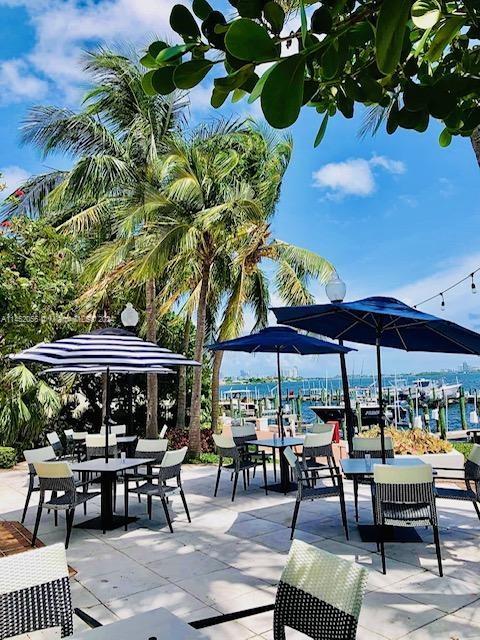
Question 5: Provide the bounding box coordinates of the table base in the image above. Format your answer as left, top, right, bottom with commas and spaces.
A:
358, 524, 423, 543
75, 515, 138, 531
263, 482, 297, 494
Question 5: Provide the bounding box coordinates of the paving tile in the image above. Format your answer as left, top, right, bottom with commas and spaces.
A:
404, 613, 480, 639
107, 583, 207, 618
148, 549, 228, 581
77, 564, 168, 602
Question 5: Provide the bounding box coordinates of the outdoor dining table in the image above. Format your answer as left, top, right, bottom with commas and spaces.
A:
246, 436, 304, 494
71, 457, 154, 532
341, 456, 428, 543
72, 607, 204, 639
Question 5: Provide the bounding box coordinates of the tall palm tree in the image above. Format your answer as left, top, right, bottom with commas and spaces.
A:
13, 50, 186, 438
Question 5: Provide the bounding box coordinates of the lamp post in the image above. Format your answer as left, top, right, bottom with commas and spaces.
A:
325, 272, 354, 450
121, 304, 139, 435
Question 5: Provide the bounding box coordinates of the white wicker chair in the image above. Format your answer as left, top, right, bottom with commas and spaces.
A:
21, 445, 56, 523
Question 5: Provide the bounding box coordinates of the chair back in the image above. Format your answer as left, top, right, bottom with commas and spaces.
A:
64, 429, 74, 441
24, 446, 56, 475
351, 436, 394, 459
72, 431, 87, 441
274, 540, 368, 640
283, 446, 303, 481
232, 424, 256, 446
0, 543, 73, 639
46, 431, 63, 455
466, 444, 480, 491
157, 446, 188, 482
85, 434, 118, 459
34, 461, 76, 495
309, 423, 332, 434
214, 434, 240, 459
135, 438, 168, 463
303, 432, 333, 456
100, 424, 126, 436
159, 424, 168, 438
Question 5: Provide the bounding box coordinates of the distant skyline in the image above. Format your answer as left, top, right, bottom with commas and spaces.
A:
1, 0, 479, 377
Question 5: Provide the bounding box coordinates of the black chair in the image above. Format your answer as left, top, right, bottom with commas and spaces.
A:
21, 445, 56, 523
284, 446, 349, 540
213, 434, 267, 501
373, 463, 442, 576
231, 424, 276, 481
434, 443, 480, 520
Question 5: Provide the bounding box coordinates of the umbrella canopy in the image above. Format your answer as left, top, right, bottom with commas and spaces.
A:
208, 326, 354, 437
207, 325, 354, 355
42, 365, 175, 375
272, 296, 480, 460
10, 328, 200, 368
271, 297, 480, 354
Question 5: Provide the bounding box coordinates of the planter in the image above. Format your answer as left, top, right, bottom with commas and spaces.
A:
398, 450, 464, 479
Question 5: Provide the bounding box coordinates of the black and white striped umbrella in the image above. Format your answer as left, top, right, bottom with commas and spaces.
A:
10, 329, 200, 369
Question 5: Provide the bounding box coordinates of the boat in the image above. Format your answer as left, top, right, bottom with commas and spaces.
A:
402, 378, 461, 402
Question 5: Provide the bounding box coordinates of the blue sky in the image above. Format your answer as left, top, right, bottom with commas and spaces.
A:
1, 0, 479, 378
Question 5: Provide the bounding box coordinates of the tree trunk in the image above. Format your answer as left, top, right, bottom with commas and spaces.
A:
211, 350, 224, 433
471, 127, 480, 168
146, 278, 158, 438
188, 264, 210, 454
176, 314, 191, 430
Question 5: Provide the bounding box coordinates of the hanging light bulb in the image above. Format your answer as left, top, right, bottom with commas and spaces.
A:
471, 273, 477, 294
440, 293, 445, 311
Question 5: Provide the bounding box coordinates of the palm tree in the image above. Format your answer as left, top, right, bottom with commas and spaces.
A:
13, 50, 186, 438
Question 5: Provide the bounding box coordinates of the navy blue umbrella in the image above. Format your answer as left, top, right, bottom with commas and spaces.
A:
208, 326, 354, 436
272, 296, 480, 459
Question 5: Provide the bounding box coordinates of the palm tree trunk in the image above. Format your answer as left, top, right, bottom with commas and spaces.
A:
471, 127, 480, 168
211, 350, 224, 433
146, 278, 158, 438
176, 314, 191, 430
189, 264, 210, 453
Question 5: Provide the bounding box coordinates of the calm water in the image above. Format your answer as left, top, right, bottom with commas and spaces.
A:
220, 371, 480, 431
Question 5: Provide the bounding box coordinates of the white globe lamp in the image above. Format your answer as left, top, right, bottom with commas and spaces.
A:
121, 303, 139, 328
325, 271, 346, 303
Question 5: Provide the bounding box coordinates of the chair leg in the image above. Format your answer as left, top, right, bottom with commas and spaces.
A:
21, 484, 33, 524
473, 499, 480, 521
353, 478, 359, 522
65, 508, 75, 549
262, 453, 268, 496
32, 504, 43, 547
232, 472, 239, 502
327, 456, 337, 486
379, 523, 386, 574
147, 495, 152, 520
339, 486, 349, 540
137, 480, 142, 503
124, 478, 129, 531
214, 464, 222, 497
54, 508, 58, 527
247, 468, 250, 486
113, 481, 117, 513
161, 497, 173, 533
291, 500, 300, 540
273, 453, 277, 482
433, 524, 443, 577
242, 469, 247, 491
180, 489, 191, 523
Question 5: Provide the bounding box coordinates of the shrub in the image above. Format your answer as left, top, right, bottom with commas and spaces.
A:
0, 446, 17, 468
167, 426, 215, 454
361, 427, 453, 455
452, 442, 474, 460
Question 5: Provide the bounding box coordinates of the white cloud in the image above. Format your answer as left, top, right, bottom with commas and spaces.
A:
0, 0, 176, 104
1, 165, 30, 194
0, 60, 48, 104
312, 154, 406, 200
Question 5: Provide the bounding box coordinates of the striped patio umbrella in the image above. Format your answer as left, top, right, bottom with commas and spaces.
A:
11, 329, 200, 462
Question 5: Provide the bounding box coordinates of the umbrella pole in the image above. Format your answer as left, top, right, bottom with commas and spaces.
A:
105, 366, 110, 464
339, 339, 354, 451
276, 350, 284, 438
127, 373, 133, 437
376, 337, 386, 464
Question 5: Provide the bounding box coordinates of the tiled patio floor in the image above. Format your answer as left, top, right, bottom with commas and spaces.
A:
1, 462, 480, 639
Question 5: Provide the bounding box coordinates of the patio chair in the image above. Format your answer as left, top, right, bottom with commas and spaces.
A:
72, 431, 88, 461
232, 424, 276, 481
124, 447, 190, 533
373, 464, 442, 576
100, 424, 126, 436
350, 435, 394, 522
284, 447, 349, 540
213, 434, 267, 501
64, 429, 75, 455
85, 433, 118, 459
46, 431, 67, 458
126, 438, 169, 503
190, 539, 368, 640
0, 543, 73, 639
31, 461, 100, 549
434, 443, 480, 520
309, 422, 333, 434
159, 424, 168, 438
302, 430, 337, 485
21, 445, 56, 523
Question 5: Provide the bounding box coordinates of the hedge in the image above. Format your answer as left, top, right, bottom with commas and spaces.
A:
0, 447, 17, 469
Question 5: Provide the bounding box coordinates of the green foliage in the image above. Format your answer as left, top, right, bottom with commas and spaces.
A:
143, 1, 480, 144
452, 441, 474, 459
0, 447, 16, 468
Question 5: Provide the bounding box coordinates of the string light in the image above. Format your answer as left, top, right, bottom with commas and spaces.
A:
414, 266, 480, 308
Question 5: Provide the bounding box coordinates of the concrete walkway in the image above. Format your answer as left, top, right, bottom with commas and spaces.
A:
1, 462, 479, 639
